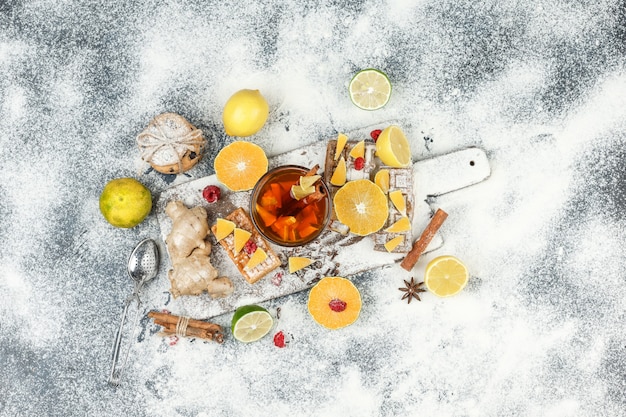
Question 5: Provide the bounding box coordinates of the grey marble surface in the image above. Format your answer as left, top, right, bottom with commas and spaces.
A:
1, 1, 625, 416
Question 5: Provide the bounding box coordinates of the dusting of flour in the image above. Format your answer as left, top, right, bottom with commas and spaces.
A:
1, 0, 626, 416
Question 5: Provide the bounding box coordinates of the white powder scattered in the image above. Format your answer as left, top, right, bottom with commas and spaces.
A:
2, 0, 626, 416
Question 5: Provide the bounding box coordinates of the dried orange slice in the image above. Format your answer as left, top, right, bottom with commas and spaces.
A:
348, 140, 365, 159
233, 228, 251, 254
214, 218, 235, 241
385, 216, 411, 233
384, 236, 404, 252
307, 277, 361, 329
335, 133, 348, 160
214, 141, 268, 191
424, 255, 469, 297
330, 156, 347, 186
333, 179, 387, 236
389, 190, 406, 215
374, 169, 390, 194
245, 248, 268, 270
288, 257, 313, 273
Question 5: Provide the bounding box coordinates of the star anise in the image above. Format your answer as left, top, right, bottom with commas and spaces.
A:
399, 277, 426, 304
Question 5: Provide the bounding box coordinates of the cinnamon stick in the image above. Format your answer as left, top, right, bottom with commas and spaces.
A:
400, 208, 448, 271
304, 164, 320, 177
148, 311, 224, 343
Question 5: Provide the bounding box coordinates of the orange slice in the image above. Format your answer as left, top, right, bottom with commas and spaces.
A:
299, 174, 321, 189
330, 156, 347, 186
348, 140, 365, 159
333, 179, 388, 236
389, 190, 406, 215
214, 218, 235, 241
374, 169, 390, 194
424, 255, 469, 297
245, 248, 268, 270
288, 257, 313, 273
291, 184, 315, 200
335, 133, 348, 160
384, 236, 404, 252
233, 227, 251, 254
307, 277, 361, 329
376, 125, 411, 167
385, 216, 411, 233
214, 141, 268, 191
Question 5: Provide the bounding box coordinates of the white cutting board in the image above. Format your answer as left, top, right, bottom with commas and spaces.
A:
156, 134, 490, 319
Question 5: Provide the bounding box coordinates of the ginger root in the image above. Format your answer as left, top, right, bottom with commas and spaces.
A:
165, 200, 234, 298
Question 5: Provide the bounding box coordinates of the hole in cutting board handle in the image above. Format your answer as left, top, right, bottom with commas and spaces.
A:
469, 160, 475, 166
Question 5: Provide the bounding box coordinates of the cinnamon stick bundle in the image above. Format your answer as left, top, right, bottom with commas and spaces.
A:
400, 208, 448, 271
148, 311, 224, 343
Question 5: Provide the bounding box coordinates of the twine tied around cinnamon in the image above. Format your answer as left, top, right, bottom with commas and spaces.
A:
147, 311, 224, 343
175, 315, 191, 337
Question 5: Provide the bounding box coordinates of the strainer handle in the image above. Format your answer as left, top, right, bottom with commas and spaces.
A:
108, 294, 141, 386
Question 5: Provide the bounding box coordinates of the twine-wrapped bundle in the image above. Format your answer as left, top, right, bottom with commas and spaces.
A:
137, 113, 206, 174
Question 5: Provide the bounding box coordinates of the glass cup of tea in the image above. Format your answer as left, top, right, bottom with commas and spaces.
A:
250, 165, 332, 247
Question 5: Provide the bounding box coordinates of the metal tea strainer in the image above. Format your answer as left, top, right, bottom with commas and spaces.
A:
108, 238, 159, 386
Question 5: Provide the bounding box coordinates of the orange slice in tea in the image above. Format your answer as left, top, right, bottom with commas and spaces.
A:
335, 133, 348, 160
214, 141, 268, 191
214, 218, 236, 241
330, 156, 347, 186
300, 174, 321, 189
385, 216, 411, 233
291, 184, 315, 200
307, 277, 362, 329
348, 140, 365, 159
288, 257, 313, 273
333, 179, 388, 236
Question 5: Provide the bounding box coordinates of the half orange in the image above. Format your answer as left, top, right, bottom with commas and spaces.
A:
214, 141, 268, 191
307, 277, 361, 329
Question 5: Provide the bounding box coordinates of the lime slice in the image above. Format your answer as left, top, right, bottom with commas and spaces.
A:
349, 69, 392, 110
231, 305, 274, 343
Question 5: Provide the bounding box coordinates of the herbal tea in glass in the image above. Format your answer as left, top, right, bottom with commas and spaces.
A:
250, 165, 331, 247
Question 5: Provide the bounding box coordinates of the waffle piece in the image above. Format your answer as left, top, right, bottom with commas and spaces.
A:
324, 138, 377, 234
371, 168, 415, 253
211, 208, 281, 284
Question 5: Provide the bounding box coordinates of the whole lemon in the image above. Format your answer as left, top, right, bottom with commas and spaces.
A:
222, 89, 269, 137
99, 178, 152, 228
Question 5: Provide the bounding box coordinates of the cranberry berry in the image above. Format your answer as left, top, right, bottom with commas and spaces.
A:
329, 299, 347, 312
244, 239, 257, 255
202, 185, 221, 203
354, 157, 365, 171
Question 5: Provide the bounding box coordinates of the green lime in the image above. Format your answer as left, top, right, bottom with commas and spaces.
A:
348, 69, 392, 110
231, 305, 274, 343
99, 178, 152, 228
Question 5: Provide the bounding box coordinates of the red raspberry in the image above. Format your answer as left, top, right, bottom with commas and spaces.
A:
354, 157, 365, 170
202, 185, 221, 203
328, 299, 347, 312
273, 331, 286, 348
370, 129, 382, 142
244, 239, 257, 255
